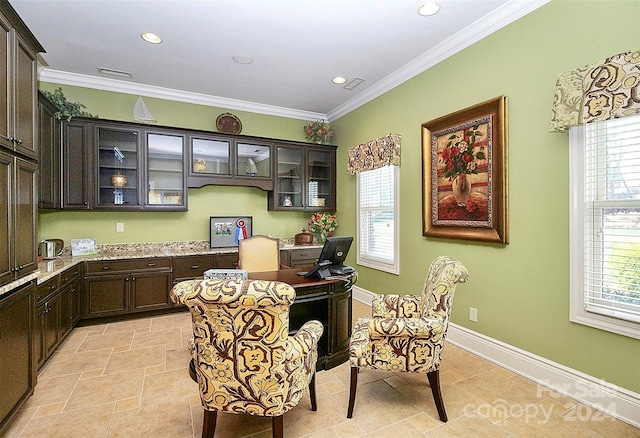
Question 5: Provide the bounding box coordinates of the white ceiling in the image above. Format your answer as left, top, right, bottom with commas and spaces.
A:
11, 0, 548, 121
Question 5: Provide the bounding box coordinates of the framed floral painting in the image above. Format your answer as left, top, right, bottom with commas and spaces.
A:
421, 96, 508, 243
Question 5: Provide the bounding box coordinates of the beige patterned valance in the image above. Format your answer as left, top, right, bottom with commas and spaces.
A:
346, 133, 401, 174
549, 48, 640, 132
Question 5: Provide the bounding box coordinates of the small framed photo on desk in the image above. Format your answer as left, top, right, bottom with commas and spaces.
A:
210, 216, 253, 248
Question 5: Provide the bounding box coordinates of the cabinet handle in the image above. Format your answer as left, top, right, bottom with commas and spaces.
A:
132, 277, 136, 281
191, 265, 200, 269
49, 284, 57, 291
147, 263, 157, 267
15, 139, 22, 145
102, 266, 114, 270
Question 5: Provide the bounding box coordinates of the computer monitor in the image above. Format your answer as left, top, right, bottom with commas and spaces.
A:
302, 236, 354, 278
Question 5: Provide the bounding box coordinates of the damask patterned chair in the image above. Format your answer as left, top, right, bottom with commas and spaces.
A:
347, 256, 469, 422
170, 279, 324, 438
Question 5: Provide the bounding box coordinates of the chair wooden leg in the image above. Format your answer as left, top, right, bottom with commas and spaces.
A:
346, 366, 359, 418
202, 409, 217, 438
271, 415, 284, 438
427, 370, 447, 422
309, 373, 317, 411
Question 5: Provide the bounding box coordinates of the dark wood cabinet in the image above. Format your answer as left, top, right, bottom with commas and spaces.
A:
59, 265, 82, 338
172, 255, 217, 281
0, 281, 35, 435
0, 1, 43, 160
84, 258, 173, 319
61, 119, 187, 211
37, 91, 61, 209
35, 266, 82, 369
0, 151, 37, 287
36, 291, 61, 368
269, 144, 336, 211
62, 120, 91, 209
130, 270, 173, 312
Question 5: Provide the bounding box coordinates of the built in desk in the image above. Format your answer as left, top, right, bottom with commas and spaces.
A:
249, 268, 354, 370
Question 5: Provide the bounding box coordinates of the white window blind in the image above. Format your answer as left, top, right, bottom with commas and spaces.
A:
570, 114, 640, 338
357, 165, 399, 274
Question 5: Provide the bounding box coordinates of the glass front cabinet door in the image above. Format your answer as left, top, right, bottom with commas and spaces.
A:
270, 144, 336, 211
96, 126, 141, 208
274, 146, 304, 208
95, 124, 186, 210
146, 132, 186, 210
188, 136, 273, 190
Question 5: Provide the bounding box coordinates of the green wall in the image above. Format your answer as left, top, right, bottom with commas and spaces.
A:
331, 0, 640, 393
38, 0, 640, 393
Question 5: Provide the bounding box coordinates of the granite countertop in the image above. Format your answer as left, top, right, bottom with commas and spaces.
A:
0, 240, 324, 297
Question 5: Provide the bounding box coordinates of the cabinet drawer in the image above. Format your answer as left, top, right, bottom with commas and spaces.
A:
36, 276, 59, 304
215, 253, 238, 269
172, 255, 216, 280
289, 248, 321, 266
59, 265, 81, 287
85, 257, 171, 275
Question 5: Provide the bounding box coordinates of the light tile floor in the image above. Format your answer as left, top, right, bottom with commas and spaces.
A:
5, 301, 639, 437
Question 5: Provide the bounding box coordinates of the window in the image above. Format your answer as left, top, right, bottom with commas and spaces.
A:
357, 165, 399, 274
569, 114, 640, 339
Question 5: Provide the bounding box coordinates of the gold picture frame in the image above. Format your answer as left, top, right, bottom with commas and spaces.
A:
421, 96, 508, 243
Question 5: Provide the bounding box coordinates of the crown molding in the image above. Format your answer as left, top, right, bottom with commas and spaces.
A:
327, 0, 550, 121
38, 69, 327, 122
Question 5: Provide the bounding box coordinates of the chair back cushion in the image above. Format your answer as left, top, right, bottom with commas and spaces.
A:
170, 279, 316, 417
420, 256, 469, 320
238, 235, 280, 272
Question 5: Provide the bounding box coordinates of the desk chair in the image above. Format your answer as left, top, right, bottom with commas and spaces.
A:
170, 279, 324, 438
347, 256, 469, 422
238, 235, 282, 272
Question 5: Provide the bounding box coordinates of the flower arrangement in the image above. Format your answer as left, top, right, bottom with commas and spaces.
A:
440, 127, 486, 179
307, 212, 338, 241
303, 120, 334, 144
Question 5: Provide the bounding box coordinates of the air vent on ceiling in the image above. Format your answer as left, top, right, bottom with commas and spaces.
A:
344, 77, 365, 90
97, 67, 132, 78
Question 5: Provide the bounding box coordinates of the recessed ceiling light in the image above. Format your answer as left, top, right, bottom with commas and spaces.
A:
233, 54, 254, 65
332, 76, 347, 85
418, 2, 440, 16
141, 32, 162, 44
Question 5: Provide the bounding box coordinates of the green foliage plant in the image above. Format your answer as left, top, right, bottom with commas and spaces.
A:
41, 87, 97, 121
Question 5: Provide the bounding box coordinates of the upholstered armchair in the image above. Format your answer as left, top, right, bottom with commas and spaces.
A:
347, 256, 469, 422
170, 279, 324, 438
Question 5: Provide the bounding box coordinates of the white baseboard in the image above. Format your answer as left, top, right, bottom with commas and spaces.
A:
351, 287, 640, 428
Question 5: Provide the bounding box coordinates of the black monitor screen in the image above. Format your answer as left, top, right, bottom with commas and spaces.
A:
318, 236, 353, 267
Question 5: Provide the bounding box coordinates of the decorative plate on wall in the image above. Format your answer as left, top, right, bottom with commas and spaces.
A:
216, 112, 242, 134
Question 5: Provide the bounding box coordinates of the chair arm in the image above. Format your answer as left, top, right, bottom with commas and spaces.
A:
372, 294, 422, 318
287, 320, 324, 358
367, 317, 446, 340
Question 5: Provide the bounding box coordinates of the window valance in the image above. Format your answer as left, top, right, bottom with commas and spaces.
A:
346, 133, 401, 174
549, 48, 640, 133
